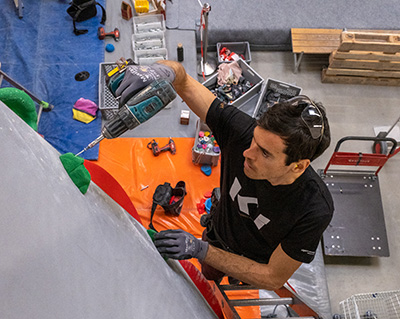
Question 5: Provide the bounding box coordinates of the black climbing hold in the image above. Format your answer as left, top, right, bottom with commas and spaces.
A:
75, 71, 90, 81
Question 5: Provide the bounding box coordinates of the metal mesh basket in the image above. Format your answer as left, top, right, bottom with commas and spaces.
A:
98, 63, 120, 120
340, 291, 400, 319
386, 294, 400, 319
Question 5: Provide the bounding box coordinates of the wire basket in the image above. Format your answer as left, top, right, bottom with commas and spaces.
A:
340, 291, 400, 319
98, 63, 120, 120
387, 294, 400, 319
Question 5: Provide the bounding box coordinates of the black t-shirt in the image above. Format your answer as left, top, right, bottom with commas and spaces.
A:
205, 98, 334, 264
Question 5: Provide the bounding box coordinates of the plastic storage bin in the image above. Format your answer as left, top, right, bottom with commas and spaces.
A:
192, 120, 220, 166
133, 48, 168, 65
132, 14, 167, 64
202, 58, 264, 109
253, 78, 302, 119
217, 41, 251, 64
132, 31, 165, 51
132, 14, 165, 33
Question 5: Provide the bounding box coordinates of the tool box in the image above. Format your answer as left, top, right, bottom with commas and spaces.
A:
202, 58, 264, 114
192, 120, 220, 166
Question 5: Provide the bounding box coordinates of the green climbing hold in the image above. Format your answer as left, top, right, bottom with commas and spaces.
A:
59, 153, 91, 194
147, 229, 168, 261
0, 87, 38, 131
147, 229, 158, 242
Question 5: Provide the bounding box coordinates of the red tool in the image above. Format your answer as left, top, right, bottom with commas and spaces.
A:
147, 138, 176, 156
97, 27, 120, 41
219, 47, 245, 62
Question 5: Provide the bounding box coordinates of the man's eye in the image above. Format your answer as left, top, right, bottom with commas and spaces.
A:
262, 150, 269, 158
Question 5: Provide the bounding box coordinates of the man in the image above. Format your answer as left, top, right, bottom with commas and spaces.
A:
115, 60, 334, 290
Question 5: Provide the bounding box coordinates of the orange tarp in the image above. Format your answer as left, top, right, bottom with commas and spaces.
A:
93, 137, 220, 235
92, 137, 260, 319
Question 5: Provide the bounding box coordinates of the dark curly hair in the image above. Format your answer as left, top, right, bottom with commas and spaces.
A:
257, 95, 331, 165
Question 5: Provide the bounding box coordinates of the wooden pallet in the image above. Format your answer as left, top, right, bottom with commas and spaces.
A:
339, 31, 400, 53
321, 68, 400, 86
322, 31, 400, 86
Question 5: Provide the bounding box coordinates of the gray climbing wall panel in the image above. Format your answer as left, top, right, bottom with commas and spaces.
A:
0, 101, 217, 319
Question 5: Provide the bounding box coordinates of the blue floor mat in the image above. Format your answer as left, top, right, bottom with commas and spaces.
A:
0, 0, 105, 160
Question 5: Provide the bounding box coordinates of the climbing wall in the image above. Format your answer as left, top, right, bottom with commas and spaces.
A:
0, 101, 217, 319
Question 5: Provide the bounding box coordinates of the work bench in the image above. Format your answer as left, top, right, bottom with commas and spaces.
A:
291, 28, 342, 73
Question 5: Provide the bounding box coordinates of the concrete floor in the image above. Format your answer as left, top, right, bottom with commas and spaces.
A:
248, 51, 400, 316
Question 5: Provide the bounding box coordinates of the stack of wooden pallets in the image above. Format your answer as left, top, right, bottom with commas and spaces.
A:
322, 31, 400, 86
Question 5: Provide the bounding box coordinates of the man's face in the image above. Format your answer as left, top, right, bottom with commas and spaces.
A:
243, 126, 293, 185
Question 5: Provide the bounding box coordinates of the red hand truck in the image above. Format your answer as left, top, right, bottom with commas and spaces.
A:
319, 136, 398, 257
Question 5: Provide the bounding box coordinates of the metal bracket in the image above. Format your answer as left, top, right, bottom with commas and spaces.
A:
293, 51, 304, 73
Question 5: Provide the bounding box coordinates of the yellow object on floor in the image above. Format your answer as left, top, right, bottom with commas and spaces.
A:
134, 0, 149, 13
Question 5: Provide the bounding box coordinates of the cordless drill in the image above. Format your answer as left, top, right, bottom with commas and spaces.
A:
147, 138, 176, 156
98, 27, 120, 41
75, 79, 176, 156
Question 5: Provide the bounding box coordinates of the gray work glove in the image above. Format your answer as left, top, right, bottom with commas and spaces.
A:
115, 63, 175, 105
154, 229, 209, 261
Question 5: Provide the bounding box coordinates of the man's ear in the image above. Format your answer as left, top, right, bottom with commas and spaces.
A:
292, 159, 310, 173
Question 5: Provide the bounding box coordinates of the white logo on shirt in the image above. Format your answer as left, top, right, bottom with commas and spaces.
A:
301, 249, 315, 256
230, 177, 270, 229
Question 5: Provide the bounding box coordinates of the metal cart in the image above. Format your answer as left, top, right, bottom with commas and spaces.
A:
319, 136, 398, 257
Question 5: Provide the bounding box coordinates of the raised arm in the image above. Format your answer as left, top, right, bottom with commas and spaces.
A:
158, 60, 216, 122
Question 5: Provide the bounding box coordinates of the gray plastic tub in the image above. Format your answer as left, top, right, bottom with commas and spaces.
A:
202, 58, 264, 109
217, 41, 251, 64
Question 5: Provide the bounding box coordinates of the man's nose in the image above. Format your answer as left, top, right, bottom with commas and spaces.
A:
243, 145, 254, 159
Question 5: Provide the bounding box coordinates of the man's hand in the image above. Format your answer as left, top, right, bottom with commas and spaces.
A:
153, 229, 209, 261
115, 63, 175, 105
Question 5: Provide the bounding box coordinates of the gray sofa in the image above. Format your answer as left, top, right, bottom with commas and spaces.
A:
165, 0, 399, 50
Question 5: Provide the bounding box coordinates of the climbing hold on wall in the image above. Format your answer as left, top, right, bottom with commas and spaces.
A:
59, 152, 91, 194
